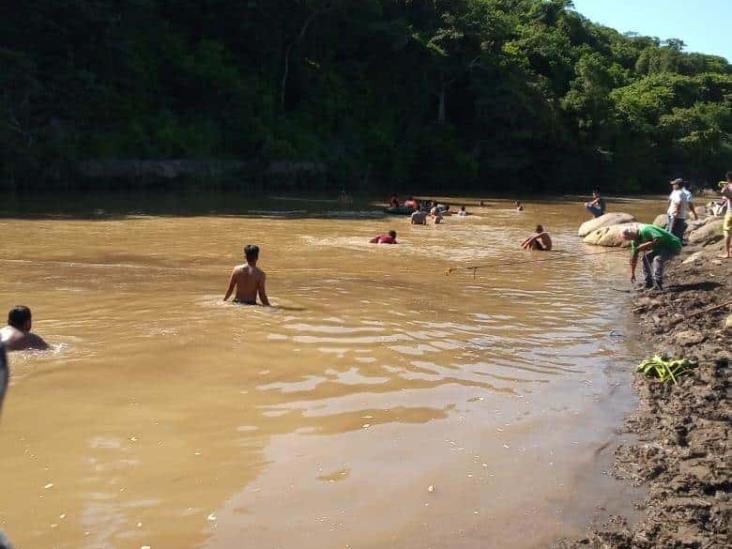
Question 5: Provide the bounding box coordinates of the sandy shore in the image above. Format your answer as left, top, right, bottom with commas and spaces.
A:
563, 230, 731, 548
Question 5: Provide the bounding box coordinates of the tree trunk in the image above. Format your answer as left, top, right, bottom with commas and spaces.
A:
280, 8, 324, 111
437, 84, 446, 124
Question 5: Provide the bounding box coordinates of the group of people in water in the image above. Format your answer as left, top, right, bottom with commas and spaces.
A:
375, 197, 548, 250
5, 179, 731, 355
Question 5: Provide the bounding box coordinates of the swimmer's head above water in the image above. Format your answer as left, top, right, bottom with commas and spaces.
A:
8, 306, 32, 333
244, 244, 260, 264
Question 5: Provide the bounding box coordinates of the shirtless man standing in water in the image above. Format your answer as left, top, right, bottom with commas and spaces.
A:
223, 245, 271, 306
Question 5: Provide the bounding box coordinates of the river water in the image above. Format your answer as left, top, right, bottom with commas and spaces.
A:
0, 195, 662, 548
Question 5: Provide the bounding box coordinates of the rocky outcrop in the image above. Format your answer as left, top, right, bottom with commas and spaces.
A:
582, 223, 634, 247
653, 214, 667, 228
577, 212, 636, 237
687, 218, 724, 245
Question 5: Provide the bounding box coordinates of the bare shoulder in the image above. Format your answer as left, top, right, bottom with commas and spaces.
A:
26, 333, 50, 351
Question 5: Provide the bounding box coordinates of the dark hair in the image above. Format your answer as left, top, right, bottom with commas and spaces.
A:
8, 305, 31, 329
244, 244, 260, 261
726, 171, 732, 181
388, 230, 397, 238
536, 225, 544, 233
592, 189, 600, 194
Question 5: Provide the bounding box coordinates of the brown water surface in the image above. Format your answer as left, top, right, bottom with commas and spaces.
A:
0, 196, 662, 548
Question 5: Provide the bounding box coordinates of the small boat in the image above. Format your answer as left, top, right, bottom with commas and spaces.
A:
384, 206, 417, 216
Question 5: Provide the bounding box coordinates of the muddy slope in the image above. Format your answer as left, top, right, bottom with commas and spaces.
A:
562, 239, 731, 548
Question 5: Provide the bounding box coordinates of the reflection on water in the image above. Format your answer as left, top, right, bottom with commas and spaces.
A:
0, 196, 661, 548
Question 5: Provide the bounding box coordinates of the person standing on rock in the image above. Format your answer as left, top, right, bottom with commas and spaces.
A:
585, 190, 606, 218
667, 178, 698, 242
622, 224, 682, 291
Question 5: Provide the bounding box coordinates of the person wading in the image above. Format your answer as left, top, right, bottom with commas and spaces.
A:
521, 225, 552, 251
223, 245, 271, 306
0, 306, 49, 351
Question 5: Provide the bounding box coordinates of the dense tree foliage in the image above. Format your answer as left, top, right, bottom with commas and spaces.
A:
2, 0, 731, 192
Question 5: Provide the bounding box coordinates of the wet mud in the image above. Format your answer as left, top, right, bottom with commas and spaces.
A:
564, 238, 731, 548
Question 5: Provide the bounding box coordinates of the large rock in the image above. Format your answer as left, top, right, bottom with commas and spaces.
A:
653, 214, 668, 228
582, 223, 634, 247
687, 218, 724, 245
578, 212, 636, 237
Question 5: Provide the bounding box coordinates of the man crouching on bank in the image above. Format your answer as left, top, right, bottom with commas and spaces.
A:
622, 224, 681, 292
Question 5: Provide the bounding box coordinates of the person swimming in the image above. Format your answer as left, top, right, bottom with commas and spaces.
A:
369, 230, 398, 244
0, 306, 49, 351
458, 205, 468, 216
403, 196, 418, 209
411, 210, 428, 225
429, 206, 443, 224
521, 225, 552, 251
223, 244, 271, 306
514, 201, 524, 212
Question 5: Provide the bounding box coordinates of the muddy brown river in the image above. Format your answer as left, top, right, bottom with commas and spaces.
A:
0, 195, 663, 548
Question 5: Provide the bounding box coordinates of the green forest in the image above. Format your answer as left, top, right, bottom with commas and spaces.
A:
2, 0, 731, 193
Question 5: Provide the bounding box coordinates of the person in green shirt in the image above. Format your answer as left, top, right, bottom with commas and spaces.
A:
621, 224, 682, 291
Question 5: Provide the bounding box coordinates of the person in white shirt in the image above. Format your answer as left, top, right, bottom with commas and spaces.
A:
666, 178, 698, 241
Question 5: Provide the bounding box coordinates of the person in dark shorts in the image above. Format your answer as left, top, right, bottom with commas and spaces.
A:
585, 190, 606, 218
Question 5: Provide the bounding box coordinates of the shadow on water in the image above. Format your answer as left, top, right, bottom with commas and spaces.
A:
0, 189, 668, 220
0, 189, 391, 221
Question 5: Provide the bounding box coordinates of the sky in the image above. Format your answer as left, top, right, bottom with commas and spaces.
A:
571, 0, 732, 61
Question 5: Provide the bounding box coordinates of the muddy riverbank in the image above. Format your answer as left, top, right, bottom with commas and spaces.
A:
567, 233, 731, 548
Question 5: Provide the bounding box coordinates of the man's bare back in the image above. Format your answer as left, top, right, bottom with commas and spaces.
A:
1, 306, 49, 352
223, 245, 271, 306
